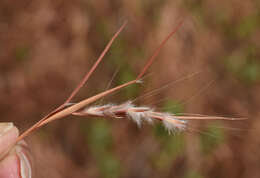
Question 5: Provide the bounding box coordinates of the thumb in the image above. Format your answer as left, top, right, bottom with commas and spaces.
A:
0, 123, 32, 178
0, 123, 19, 160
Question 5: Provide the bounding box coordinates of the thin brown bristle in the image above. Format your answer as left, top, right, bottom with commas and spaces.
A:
173, 116, 247, 120
65, 21, 128, 103
137, 19, 184, 80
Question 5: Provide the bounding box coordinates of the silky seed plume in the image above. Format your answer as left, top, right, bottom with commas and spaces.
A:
73, 101, 187, 133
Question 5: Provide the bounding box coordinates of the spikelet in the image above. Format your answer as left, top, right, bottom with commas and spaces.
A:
162, 114, 187, 134
74, 101, 187, 134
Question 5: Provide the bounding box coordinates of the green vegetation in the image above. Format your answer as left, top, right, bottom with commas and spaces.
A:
162, 99, 184, 115
199, 122, 225, 155
153, 124, 185, 170
226, 47, 260, 85
152, 100, 185, 170
86, 120, 121, 178
184, 170, 204, 178
14, 45, 30, 62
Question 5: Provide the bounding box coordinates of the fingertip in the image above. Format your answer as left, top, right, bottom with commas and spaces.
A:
0, 152, 20, 178
0, 123, 19, 160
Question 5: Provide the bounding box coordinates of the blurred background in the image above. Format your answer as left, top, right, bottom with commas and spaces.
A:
0, 0, 259, 177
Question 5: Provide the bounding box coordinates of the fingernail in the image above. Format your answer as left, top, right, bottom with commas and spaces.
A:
0, 123, 14, 137
16, 145, 32, 178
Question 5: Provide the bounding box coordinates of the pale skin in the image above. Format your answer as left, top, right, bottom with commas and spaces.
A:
0, 123, 32, 178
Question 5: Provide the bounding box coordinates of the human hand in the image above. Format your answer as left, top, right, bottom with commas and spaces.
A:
0, 123, 32, 178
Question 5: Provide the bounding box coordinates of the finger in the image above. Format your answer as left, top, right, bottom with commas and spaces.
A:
0, 123, 19, 160
0, 152, 20, 178
0, 123, 32, 178
0, 143, 32, 178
